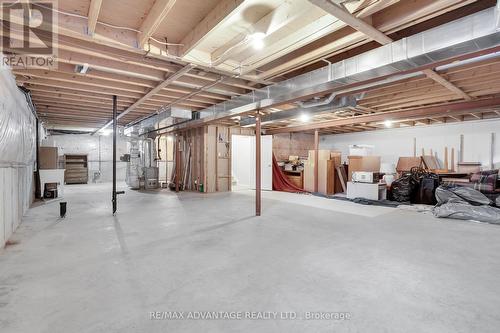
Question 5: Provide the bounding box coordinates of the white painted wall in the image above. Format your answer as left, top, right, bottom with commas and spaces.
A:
43, 133, 128, 182
320, 119, 500, 170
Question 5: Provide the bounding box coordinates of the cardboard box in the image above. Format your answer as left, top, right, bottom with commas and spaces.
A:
347, 156, 381, 181
39, 147, 59, 169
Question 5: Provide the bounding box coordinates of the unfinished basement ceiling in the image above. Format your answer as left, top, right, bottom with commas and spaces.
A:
5, 0, 498, 131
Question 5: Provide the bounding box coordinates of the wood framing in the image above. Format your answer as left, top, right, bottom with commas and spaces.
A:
180, 0, 245, 56
87, 0, 103, 35
422, 69, 473, 100
266, 97, 500, 134
138, 0, 178, 48
308, 0, 393, 45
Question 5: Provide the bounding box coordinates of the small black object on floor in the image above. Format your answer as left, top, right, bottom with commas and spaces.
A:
60, 202, 67, 218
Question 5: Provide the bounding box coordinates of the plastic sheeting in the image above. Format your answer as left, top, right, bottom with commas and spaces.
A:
433, 185, 500, 224
0, 63, 36, 165
0, 58, 37, 246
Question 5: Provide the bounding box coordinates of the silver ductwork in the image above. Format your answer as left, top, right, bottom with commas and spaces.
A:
297, 92, 338, 108
239, 95, 357, 127
178, 7, 500, 126
134, 106, 192, 135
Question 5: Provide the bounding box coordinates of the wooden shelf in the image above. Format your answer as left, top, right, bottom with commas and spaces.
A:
64, 154, 88, 184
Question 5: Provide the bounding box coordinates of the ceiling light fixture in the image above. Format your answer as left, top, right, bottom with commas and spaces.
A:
299, 113, 311, 123
250, 32, 266, 50
384, 120, 394, 128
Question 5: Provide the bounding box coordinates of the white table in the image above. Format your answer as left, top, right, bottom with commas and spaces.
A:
347, 182, 387, 201
39, 169, 65, 198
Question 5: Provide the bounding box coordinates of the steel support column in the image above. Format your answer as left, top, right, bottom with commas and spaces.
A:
256, 112, 261, 216
112, 95, 117, 214
314, 129, 319, 193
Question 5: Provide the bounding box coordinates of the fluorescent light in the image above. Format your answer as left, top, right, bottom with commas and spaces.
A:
299, 113, 311, 123
384, 120, 393, 128
250, 32, 265, 50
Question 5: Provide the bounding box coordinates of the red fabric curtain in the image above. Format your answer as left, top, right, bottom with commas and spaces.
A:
272, 154, 307, 193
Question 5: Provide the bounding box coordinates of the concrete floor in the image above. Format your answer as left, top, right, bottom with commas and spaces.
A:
1, 183, 500, 333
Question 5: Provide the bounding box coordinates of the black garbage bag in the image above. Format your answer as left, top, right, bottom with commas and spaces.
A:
413, 172, 439, 205
391, 173, 418, 202
433, 185, 500, 224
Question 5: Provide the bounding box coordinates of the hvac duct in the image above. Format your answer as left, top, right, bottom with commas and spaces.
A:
159, 7, 500, 132
239, 95, 358, 127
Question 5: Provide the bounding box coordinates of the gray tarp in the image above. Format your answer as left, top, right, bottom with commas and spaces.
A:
433, 186, 500, 224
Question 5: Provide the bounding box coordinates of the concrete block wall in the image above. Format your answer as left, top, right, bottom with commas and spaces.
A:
43, 133, 129, 182
320, 119, 500, 170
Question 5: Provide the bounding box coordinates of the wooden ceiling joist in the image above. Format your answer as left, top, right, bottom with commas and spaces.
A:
107, 64, 196, 127
87, 0, 103, 36
308, 0, 393, 45
180, 0, 245, 56
266, 97, 500, 134
422, 69, 473, 100
138, 0, 178, 48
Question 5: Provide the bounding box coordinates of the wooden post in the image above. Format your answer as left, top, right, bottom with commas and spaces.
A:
444, 147, 449, 170
314, 129, 319, 193
256, 112, 261, 216
175, 135, 180, 192
491, 133, 495, 170
451, 148, 455, 172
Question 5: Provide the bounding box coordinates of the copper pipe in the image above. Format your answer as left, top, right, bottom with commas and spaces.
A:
314, 129, 319, 193
256, 112, 261, 216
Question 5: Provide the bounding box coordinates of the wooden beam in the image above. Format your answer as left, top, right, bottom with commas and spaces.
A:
314, 129, 319, 193
138, 0, 178, 48
257, 0, 471, 79
267, 98, 500, 134
308, 0, 393, 45
256, 112, 262, 216
100, 64, 195, 130
87, 0, 103, 35
422, 69, 473, 100
180, 0, 245, 56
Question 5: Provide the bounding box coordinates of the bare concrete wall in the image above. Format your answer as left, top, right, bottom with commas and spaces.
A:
43, 133, 128, 182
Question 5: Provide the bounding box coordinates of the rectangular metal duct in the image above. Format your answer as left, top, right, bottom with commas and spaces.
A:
136, 106, 193, 135
132, 6, 500, 133
239, 96, 358, 127
191, 7, 500, 121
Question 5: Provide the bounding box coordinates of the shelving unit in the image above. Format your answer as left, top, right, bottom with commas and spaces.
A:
64, 154, 89, 184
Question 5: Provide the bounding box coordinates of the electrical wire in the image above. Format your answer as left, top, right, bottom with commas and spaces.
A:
149, 37, 184, 47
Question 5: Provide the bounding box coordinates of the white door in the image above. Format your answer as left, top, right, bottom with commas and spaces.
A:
260, 135, 273, 191
231, 135, 273, 191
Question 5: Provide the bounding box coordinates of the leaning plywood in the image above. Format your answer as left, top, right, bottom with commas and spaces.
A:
396, 157, 423, 173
